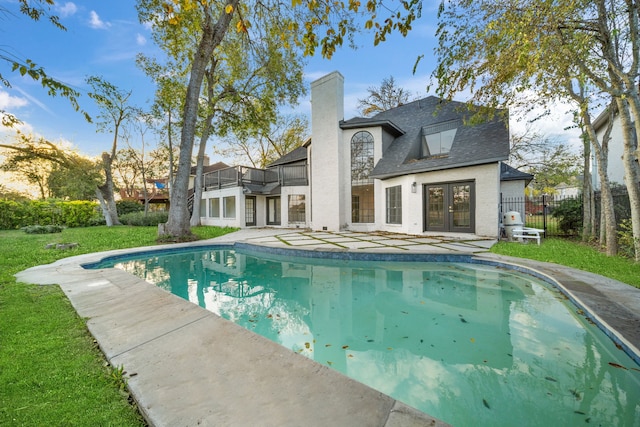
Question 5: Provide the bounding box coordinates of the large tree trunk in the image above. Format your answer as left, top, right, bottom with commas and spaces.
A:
582, 133, 595, 241
95, 187, 113, 227
616, 97, 640, 261
189, 132, 211, 227
98, 152, 121, 226
164, 3, 238, 240
581, 104, 617, 255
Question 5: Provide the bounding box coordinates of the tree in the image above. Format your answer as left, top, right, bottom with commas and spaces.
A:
87, 76, 140, 226
136, 56, 186, 198
0, 137, 52, 199
137, 0, 423, 241
523, 144, 581, 195
508, 127, 582, 194
0, 184, 30, 201
47, 156, 103, 200
432, 0, 639, 258
216, 114, 309, 168
0, 132, 102, 200
357, 76, 415, 117
0, 0, 87, 127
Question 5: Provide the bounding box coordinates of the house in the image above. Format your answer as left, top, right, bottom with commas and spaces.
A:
499, 162, 534, 219
554, 179, 581, 200
199, 71, 528, 238
592, 105, 639, 189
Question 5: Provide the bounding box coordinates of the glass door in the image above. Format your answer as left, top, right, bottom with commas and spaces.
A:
266, 196, 281, 225
245, 196, 256, 226
424, 182, 474, 233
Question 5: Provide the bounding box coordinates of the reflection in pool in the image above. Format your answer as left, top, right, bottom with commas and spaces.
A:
90, 247, 640, 426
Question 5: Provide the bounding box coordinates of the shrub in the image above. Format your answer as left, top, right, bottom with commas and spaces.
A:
0, 200, 101, 230
116, 200, 144, 216
119, 211, 169, 226
617, 219, 638, 259
60, 201, 102, 228
21, 224, 64, 234
552, 197, 582, 235
0, 200, 26, 229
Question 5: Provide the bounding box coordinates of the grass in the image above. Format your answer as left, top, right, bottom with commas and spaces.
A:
491, 237, 640, 289
0, 225, 237, 426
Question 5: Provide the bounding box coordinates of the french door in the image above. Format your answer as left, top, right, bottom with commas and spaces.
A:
424, 182, 475, 233
266, 196, 281, 225
245, 196, 256, 226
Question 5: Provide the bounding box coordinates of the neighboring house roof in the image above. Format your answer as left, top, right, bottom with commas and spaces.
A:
190, 161, 229, 175
351, 96, 510, 179
268, 146, 307, 167
500, 163, 534, 185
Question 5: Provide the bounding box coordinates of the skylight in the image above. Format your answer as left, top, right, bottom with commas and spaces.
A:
422, 120, 460, 157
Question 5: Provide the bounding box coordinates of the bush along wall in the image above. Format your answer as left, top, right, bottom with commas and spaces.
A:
0, 200, 102, 230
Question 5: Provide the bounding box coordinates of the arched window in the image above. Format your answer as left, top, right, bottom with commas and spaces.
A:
351, 131, 375, 223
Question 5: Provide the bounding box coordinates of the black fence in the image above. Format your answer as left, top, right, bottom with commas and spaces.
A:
500, 191, 632, 237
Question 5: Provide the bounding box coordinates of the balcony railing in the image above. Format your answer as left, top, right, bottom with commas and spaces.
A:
203, 164, 308, 190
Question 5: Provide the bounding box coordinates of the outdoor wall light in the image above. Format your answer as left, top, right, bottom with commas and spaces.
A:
411, 182, 417, 193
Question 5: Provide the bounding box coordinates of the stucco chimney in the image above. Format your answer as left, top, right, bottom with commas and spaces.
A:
310, 71, 345, 231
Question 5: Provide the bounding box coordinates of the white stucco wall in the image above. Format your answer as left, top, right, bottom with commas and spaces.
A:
280, 186, 311, 228
310, 71, 345, 231
200, 187, 246, 228
365, 163, 502, 237
200, 186, 310, 229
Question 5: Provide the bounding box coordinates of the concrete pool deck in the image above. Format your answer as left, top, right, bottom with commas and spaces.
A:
15, 228, 640, 427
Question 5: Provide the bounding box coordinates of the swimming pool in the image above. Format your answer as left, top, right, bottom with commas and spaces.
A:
88, 245, 640, 426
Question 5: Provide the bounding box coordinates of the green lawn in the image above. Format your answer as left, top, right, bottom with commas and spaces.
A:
0, 225, 236, 426
490, 237, 640, 288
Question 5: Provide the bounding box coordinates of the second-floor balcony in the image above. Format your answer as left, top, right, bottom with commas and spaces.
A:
203, 164, 308, 191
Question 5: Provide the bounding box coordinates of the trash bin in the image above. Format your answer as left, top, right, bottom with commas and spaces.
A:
503, 211, 524, 241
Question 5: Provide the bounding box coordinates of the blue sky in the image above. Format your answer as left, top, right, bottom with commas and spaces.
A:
0, 0, 579, 162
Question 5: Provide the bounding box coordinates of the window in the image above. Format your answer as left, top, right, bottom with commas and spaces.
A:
386, 185, 402, 224
223, 196, 236, 218
199, 199, 207, 217
422, 120, 459, 157
209, 198, 220, 218
288, 195, 306, 223
351, 131, 375, 223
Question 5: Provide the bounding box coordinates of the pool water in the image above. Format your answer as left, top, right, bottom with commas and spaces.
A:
92, 247, 640, 426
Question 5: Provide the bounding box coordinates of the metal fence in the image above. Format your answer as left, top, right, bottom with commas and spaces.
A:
500, 191, 632, 237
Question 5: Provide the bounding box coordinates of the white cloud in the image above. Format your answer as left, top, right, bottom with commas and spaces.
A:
0, 89, 28, 110
136, 33, 147, 46
509, 94, 582, 151
88, 11, 110, 29
56, 2, 78, 18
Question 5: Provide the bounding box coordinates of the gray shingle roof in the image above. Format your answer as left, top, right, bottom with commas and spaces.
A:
500, 162, 534, 184
356, 97, 510, 179
190, 161, 229, 175
268, 146, 307, 167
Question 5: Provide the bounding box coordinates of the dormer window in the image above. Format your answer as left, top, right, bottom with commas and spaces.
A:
422, 120, 460, 157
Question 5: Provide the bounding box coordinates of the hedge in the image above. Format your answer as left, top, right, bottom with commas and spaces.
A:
0, 200, 102, 230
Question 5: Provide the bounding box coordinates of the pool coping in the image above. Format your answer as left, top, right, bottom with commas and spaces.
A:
15, 231, 640, 427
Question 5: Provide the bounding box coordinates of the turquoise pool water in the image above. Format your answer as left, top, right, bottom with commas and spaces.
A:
90, 247, 640, 426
